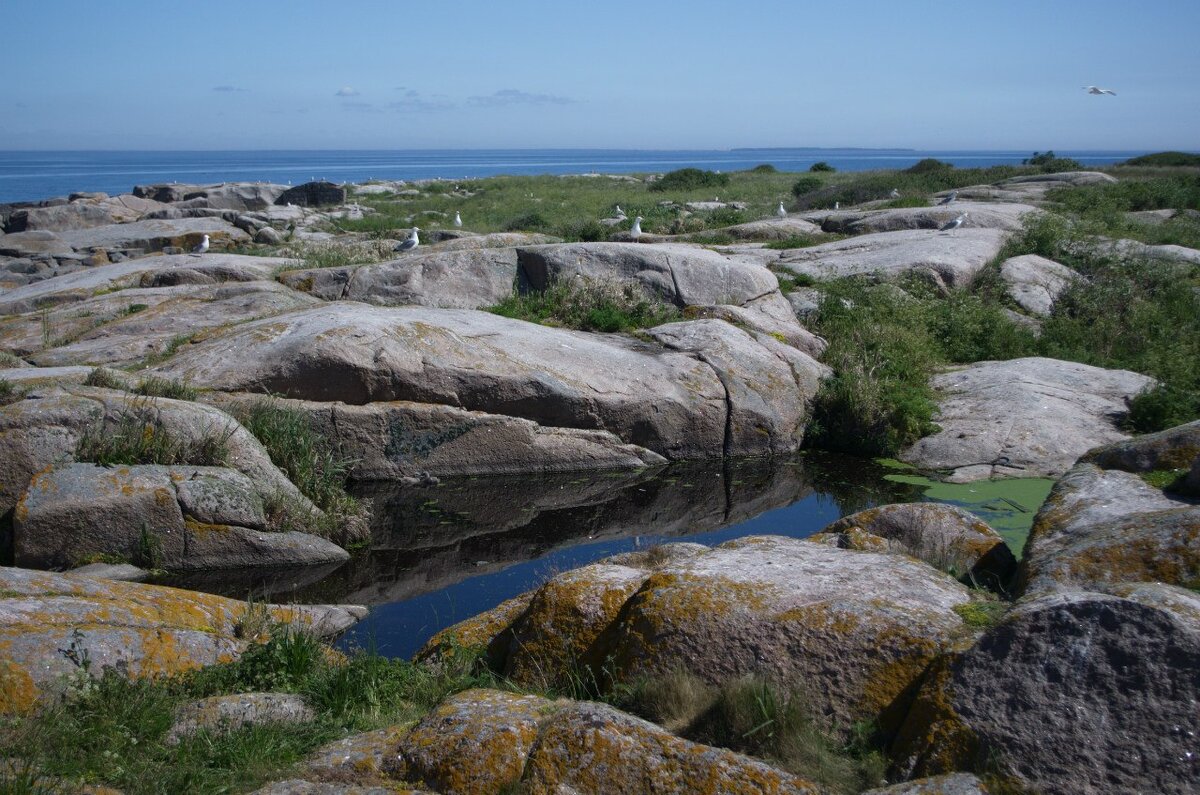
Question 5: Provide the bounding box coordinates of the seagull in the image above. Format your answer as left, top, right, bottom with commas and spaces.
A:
889, 188, 901, 199
191, 234, 209, 255
940, 212, 968, 232
394, 227, 420, 252
834, 201, 840, 210
615, 204, 625, 218
776, 201, 787, 218
1083, 86, 1116, 96
937, 191, 958, 205
630, 216, 644, 241
454, 211, 462, 227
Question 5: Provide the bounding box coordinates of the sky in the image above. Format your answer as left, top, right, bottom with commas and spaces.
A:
1, 0, 1197, 151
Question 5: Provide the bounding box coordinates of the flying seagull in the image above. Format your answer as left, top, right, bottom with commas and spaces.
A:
776, 201, 787, 218
889, 188, 901, 199
191, 234, 209, 255
630, 216, 644, 240
454, 211, 462, 228
940, 212, 968, 232
937, 191, 958, 205
1083, 86, 1116, 95
394, 227, 420, 253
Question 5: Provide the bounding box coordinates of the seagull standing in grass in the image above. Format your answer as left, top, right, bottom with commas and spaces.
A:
454, 211, 462, 227
630, 216, 643, 241
938, 191, 958, 206
191, 234, 209, 255
776, 201, 787, 218
1083, 86, 1117, 95
889, 188, 901, 199
394, 227, 420, 253
940, 212, 968, 232
615, 204, 625, 218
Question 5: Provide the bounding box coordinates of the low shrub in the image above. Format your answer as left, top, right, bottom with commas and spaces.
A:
749, 163, 778, 173
1122, 151, 1200, 167
809, 161, 836, 173
1023, 150, 1084, 172
791, 177, 823, 198
83, 367, 126, 390
906, 158, 954, 174
502, 211, 549, 232
649, 168, 730, 193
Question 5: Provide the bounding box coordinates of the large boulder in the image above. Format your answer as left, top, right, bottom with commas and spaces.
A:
951, 171, 1117, 203
150, 304, 819, 459
998, 254, 1080, 317
276, 182, 347, 208
1079, 418, 1200, 473
13, 463, 348, 571
810, 502, 1016, 588
167, 692, 314, 743
6, 203, 116, 232
891, 584, 1200, 794
183, 183, 287, 211
53, 217, 249, 254
0, 230, 76, 258
900, 357, 1155, 482
0, 566, 364, 713
1019, 462, 1200, 596
721, 216, 823, 239
818, 202, 1037, 235
433, 232, 561, 251
279, 248, 519, 309
775, 228, 1009, 291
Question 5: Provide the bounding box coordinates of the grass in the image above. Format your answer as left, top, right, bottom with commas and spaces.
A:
133, 376, 199, 402
0, 351, 25, 368
83, 366, 126, 390
277, 239, 397, 270
953, 597, 1010, 630
0, 378, 24, 406
74, 398, 232, 467
229, 398, 364, 542
488, 276, 681, 333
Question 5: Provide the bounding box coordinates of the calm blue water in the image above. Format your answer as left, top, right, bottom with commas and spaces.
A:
0, 148, 1152, 204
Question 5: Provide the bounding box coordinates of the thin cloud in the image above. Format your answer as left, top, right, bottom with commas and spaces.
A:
388, 90, 455, 112
341, 101, 380, 113
467, 89, 575, 107
335, 86, 360, 97
213, 85, 249, 92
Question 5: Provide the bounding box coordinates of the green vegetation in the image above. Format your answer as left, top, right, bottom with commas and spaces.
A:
133, 376, 199, 402
791, 176, 824, 197
749, 163, 778, 173
649, 167, 730, 193
906, 158, 954, 174
0, 378, 22, 406
488, 276, 680, 333
229, 398, 363, 542
83, 366, 125, 390
1140, 468, 1188, 491
1022, 150, 1083, 172
809, 161, 836, 173
1121, 151, 1200, 167
953, 598, 1009, 629
75, 400, 232, 467
0, 351, 25, 368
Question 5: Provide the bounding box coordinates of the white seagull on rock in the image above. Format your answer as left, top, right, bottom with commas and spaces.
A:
454, 211, 462, 227
394, 227, 420, 253
191, 234, 209, 255
938, 191, 958, 205
1083, 86, 1116, 95
630, 216, 644, 241
889, 188, 901, 199
940, 212, 968, 232
776, 201, 787, 218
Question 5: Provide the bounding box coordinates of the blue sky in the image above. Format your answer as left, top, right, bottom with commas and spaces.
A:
2, 0, 1196, 150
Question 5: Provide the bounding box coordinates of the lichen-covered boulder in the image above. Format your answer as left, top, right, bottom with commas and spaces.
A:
810, 503, 1016, 588
864, 773, 988, 794
998, 254, 1079, 317
250, 781, 415, 795
1019, 463, 1200, 596
891, 584, 1200, 795
0, 566, 365, 713
305, 726, 409, 783
167, 692, 314, 743
1079, 419, 1200, 473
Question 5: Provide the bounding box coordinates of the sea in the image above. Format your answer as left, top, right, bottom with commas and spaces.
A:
0, 148, 1152, 204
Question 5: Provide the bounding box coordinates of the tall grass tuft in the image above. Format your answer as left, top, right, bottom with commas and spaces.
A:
75, 399, 232, 467
134, 376, 199, 402
489, 277, 680, 333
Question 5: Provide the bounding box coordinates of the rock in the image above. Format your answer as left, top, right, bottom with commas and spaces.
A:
776, 228, 1009, 291
0, 566, 365, 713
91, 194, 171, 223
1080, 419, 1200, 473
517, 242, 777, 309
6, 203, 116, 232
998, 254, 1079, 316
891, 584, 1200, 794
786, 287, 823, 321
1126, 208, 1178, 225
952, 171, 1118, 203
429, 232, 561, 251
167, 692, 314, 743
0, 365, 95, 386
250, 782, 404, 795
864, 773, 989, 794
0, 230, 75, 258
721, 216, 823, 239
149, 303, 808, 459
0, 252, 289, 315
819, 203, 1037, 235
255, 226, 283, 245
206, 393, 667, 480
687, 291, 828, 359
133, 183, 204, 203
52, 217, 249, 253
280, 248, 519, 309
900, 357, 1155, 482
305, 726, 409, 782
184, 183, 287, 211
276, 182, 347, 208
1019, 463, 1200, 596
1089, 237, 1200, 266
811, 503, 1016, 588
14, 463, 347, 571
0, 385, 316, 521
66, 562, 150, 582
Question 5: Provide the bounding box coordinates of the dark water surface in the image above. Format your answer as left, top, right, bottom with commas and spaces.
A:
0, 148, 1151, 203
168, 453, 1045, 660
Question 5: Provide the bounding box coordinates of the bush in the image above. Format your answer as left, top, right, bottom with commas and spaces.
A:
809, 161, 836, 172
84, 366, 126, 390
749, 163, 778, 173
791, 177, 823, 198
648, 168, 730, 193
502, 211, 549, 232
1122, 151, 1200, 167
1023, 150, 1083, 172
906, 158, 953, 174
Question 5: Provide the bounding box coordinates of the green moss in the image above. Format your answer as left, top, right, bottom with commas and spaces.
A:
1140, 468, 1188, 490
953, 600, 1008, 629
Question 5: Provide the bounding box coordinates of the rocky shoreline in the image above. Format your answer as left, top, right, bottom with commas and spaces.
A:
2, 170, 1198, 793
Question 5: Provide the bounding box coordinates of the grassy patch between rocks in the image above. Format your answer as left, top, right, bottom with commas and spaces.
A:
488, 276, 681, 333
133, 376, 199, 402
75, 399, 232, 467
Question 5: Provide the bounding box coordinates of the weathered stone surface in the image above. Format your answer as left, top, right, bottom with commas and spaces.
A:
183, 183, 287, 211
776, 228, 1009, 290
66, 562, 150, 582
517, 242, 778, 308
819, 202, 1037, 235
812, 503, 1016, 587
1093, 236, 1200, 265
276, 181, 346, 208
207, 393, 666, 480
148, 303, 796, 459
250, 782, 406, 795
13, 463, 345, 571
951, 171, 1118, 203
305, 726, 409, 781
891, 585, 1200, 795
523, 700, 821, 795
1019, 463, 1200, 596
0, 230, 75, 258
7, 203, 116, 232
689, 291, 828, 359
864, 773, 988, 794
1080, 418, 1200, 473
91, 193, 171, 222
53, 218, 249, 253
433, 232, 560, 251
0, 252, 288, 315
167, 692, 314, 743
900, 357, 1155, 482
280, 248, 518, 309
721, 216, 823, 239
0, 566, 364, 713
0, 365, 94, 386
999, 254, 1079, 316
